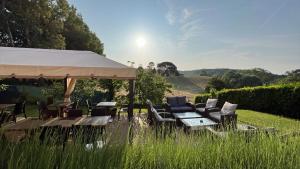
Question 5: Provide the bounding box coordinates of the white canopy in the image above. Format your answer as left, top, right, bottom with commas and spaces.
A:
0, 47, 136, 79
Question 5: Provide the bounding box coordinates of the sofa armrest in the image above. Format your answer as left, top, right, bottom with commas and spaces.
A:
164, 102, 171, 110
206, 107, 220, 113
163, 118, 176, 122
195, 103, 206, 108
186, 102, 195, 107
158, 112, 172, 118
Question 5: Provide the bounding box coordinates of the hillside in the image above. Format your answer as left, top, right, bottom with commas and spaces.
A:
180, 68, 282, 84
165, 76, 210, 94
180, 68, 234, 77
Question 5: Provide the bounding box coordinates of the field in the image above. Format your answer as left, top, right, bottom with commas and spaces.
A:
1, 107, 300, 169
166, 76, 210, 101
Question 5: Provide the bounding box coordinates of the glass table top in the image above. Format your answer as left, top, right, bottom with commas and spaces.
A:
181, 118, 217, 127
173, 112, 202, 119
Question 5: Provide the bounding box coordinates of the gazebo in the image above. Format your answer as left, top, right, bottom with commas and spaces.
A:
0, 47, 136, 120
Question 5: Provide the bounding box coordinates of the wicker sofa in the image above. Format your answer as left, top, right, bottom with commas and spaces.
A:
165, 96, 195, 113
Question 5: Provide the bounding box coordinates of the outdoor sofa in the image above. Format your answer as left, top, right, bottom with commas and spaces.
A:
165, 96, 195, 113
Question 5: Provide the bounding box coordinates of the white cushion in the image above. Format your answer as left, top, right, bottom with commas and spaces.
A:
206, 99, 218, 108
221, 102, 238, 115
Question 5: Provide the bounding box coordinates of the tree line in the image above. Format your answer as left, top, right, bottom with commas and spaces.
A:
0, 0, 103, 54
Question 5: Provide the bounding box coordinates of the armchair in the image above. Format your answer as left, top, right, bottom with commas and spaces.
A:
195, 99, 218, 116
146, 100, 174, 125
206, 102, 238, 128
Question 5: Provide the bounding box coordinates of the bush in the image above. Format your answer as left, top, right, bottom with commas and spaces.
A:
195, 83, 300, 119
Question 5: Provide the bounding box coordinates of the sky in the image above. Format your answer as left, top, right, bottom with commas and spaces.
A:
68, 0, 300, 74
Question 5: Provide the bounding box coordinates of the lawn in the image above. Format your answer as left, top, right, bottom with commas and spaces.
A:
237, 109, 300, 134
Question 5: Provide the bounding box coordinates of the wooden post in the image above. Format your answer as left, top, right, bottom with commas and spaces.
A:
63, 77, 77, 102
128, 79, 135, 121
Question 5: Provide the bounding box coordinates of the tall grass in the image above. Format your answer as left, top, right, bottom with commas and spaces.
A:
1, 127, 299, 169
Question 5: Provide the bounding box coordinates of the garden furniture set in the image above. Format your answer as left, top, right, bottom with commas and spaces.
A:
147, 96, 238, 131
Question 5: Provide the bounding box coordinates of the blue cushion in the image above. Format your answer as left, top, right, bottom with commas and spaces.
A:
177, 96, 186, 106
167, 97, 178, 107
170, 106, 193, 112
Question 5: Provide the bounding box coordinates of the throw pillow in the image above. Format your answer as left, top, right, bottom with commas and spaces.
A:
221, 102, 238, 115
206, 99, 218, 108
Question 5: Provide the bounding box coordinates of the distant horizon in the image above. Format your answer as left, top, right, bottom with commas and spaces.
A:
178, 67, 285, 75
69, 0, 300, 75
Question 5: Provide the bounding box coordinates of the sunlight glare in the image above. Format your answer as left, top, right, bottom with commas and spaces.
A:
136, 36, 147, 48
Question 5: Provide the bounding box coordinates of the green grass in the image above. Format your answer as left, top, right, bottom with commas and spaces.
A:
237, 109, 300, 134
4, 108, 299, 169
0, 128, 299, 169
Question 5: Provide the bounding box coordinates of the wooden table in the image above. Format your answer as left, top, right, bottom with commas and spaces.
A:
74, 116, 111, 143
41, 116, 81, 128
75, 116, 111, 127
40, 116, 81, 144
4, 118, 46, 131
0, 104, 15, 113
3, 118, 48, 140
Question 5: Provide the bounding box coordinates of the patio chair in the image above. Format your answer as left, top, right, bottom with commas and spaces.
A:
7, 100, 27, 122
146, 99, 171, 125
86, 99, 96, 115
195, 99, 219, 116
165, 96, 195, 113
117, 104, 128, 120
64, 100, 82, 117
206, 101, 238, 128
149, 102, 176, 137
37, 101, 59, 120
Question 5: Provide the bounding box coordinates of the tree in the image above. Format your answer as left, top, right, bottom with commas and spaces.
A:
157, 62, 180, 76
63, 6, 104, 54
0, 0, 104, 54
98, 79, 123, 101
0, 0, 67, 48
278, 69, 300, 83
135, 67, 171, 104
205, 77, 226, 92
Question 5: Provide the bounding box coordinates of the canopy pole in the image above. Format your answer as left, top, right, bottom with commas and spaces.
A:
64, 77, 77, 102
128, 79, 135, 121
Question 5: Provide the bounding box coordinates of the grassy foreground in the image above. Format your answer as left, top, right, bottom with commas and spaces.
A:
0, 129, 299, 169
2, 108, 300, 169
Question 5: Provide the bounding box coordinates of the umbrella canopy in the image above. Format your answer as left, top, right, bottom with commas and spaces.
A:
0, 47, 136, 79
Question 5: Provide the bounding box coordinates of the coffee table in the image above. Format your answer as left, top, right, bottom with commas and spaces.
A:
181, 118, 218, 131
173, 112, 202, 119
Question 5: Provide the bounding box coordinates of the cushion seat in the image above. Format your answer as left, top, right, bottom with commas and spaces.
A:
170, 106, 194, 112
196, 108, 205, 113
209, 112, 221, 122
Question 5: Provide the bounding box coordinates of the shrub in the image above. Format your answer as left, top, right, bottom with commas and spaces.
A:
195, 83, 300, 119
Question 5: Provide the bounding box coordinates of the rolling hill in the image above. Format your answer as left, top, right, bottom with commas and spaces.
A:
165, 76, 211, 94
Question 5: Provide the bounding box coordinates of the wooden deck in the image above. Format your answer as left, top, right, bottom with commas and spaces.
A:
1, 114, 146, 144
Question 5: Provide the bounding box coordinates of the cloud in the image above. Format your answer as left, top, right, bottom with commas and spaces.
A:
165, 11, 176, 25
162, 0, 209, 47
182, 8, 192, 21
259, 0, 289, 28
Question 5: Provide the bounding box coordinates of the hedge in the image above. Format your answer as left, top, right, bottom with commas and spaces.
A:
195, 83, 300, 119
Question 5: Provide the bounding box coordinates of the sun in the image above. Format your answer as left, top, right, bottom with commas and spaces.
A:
136, 36, 147, 48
